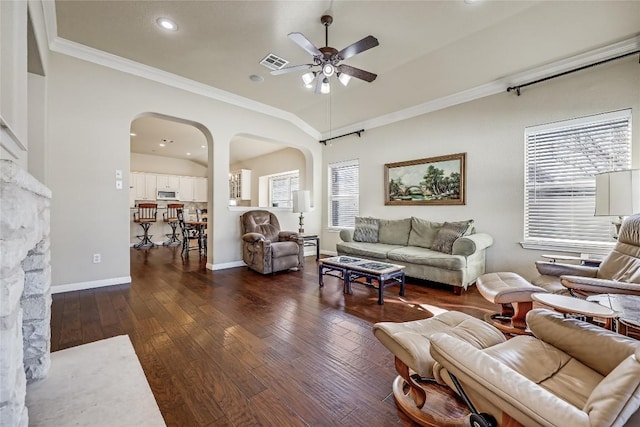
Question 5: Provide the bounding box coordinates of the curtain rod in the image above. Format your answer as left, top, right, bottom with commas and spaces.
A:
507, 50, 640, 96
319, 129, 365, 145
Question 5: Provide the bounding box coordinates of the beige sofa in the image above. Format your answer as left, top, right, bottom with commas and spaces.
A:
337, 217, 493, 294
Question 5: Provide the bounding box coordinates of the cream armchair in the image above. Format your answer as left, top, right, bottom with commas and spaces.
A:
240, 210, 304, 274
429, 309, 640, 427
534, 213, 640, 296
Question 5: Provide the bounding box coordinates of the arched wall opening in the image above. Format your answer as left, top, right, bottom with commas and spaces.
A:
129, 112, 214, 257
229, 133, 315, 210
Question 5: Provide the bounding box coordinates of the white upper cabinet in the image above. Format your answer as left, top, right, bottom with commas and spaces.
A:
156, 174, 180, 189
194, 177, 207, 202
179, 176, 195, 201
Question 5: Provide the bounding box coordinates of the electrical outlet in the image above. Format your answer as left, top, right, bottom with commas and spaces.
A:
93, 253, 101, 263
116, 180, 123, 190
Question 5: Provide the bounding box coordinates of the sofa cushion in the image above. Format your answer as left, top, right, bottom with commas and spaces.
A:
378, 218, 412, 245
336, 242, 403, 259
431, 220, 474, 254
353, 217, 379, 243
388, 246, 467, 270
408, 217, 443, 248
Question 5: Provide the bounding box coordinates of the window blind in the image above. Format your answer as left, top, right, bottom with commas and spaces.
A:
269, 172, 299, 208
328, 159, 359, 228
525, 110, 631, 246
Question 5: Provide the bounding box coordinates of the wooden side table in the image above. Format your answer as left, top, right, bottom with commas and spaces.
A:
541, 254, 602, 267
532, 293, 616, 329
587, 294, 640, 336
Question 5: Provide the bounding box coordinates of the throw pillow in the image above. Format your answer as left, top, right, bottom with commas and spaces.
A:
431, 220, 474, 254
353, 217, 380, 243
407, 217, 443, 248
378, 218, 412, 245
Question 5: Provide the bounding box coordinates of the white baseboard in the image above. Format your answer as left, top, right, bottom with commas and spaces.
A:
207, 260, 246, 271
51, 276, 132, 294
321, 249, 337, 256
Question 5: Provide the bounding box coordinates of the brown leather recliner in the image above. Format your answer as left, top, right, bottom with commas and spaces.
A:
240, 210, 304, 274
534, 213, 640, 296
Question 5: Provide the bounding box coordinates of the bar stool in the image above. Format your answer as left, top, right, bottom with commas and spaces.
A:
133, 203, 157, 248
163, 203, 183, 246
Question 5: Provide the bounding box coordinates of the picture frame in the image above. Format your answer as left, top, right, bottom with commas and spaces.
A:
385, 153, 466, 205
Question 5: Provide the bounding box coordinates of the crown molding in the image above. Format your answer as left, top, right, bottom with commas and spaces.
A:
36, 1, 638, 142
322, 35, 640, 139
48, 37, 321, 140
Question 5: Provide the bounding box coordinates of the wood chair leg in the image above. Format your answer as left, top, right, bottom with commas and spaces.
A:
395, 357, 426, 409
510, 301, 532, 330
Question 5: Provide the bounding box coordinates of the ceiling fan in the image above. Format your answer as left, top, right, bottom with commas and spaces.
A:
271, 14, 379, 94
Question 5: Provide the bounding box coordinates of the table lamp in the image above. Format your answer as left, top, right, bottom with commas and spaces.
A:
292, 190, 311, 234
595, 169, 640, 238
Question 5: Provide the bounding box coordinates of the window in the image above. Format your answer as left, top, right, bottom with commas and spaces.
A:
524, 110, 632, 251
268, 171, 298, 208
328, 159, 359, 228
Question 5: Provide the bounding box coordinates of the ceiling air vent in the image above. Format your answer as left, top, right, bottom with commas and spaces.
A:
260, 53, 288, 71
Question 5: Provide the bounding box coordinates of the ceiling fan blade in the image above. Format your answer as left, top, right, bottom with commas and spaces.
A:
270, 64, 313, 76
337, 64, 377, 82
288, 32, 322, 57
336, 35, 379, 60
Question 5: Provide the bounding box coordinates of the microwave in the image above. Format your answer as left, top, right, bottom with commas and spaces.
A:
157, 190, 179, 200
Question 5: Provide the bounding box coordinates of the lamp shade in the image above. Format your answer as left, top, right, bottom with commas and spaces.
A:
292, 190, 311, 213
595, 169, 640, 216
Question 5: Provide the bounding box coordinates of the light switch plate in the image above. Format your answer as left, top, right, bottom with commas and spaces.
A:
116, 180, 123, 190
115, 169, 123, 179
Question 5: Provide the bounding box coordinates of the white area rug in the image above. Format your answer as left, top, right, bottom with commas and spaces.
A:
26, 335, 165, 426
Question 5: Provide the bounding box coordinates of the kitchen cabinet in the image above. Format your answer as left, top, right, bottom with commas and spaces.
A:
131, 172, 157, 201
179, 176, 194, 201
230, 169, 251, 200
194, 177, 207, 202
156, 174, 180, 189
179, 176, 208, 202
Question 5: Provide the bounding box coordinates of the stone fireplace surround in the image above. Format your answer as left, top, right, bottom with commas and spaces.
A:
1, 160, 51, 427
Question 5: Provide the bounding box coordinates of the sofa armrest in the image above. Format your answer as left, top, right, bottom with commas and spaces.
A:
430, 333, 589, 427
535, 261, 598, 278
339, 228, 354, 242
451, 233, 493, 256
560, 275, 640, 295
242, 232, 265, 243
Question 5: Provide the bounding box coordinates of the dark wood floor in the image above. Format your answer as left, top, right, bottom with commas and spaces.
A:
50, 247, 499, 426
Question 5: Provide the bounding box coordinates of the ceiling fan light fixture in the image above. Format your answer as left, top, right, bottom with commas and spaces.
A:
301, 71, 316, 85
322, 63, 335, 77
320, 78, 331, 94
338, 72, 351, 86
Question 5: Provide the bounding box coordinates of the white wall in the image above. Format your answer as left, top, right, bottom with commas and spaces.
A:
322, 57, 640, 282
46, 52, 321, 289
231, 147, 307, 206
131, 152, 207, 177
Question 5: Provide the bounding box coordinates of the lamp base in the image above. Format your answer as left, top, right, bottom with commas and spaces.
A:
613, 216, 624, 239
298, 212, 305, 235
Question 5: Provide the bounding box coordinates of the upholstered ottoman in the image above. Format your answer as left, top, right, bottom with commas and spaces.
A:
476, 272, 547, 333
373, 311, 505, 425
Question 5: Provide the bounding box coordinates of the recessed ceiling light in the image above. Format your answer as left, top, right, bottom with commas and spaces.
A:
159, 143, 166, 147
201, 145, 206, 148
156, 18, 178, 31
130, 132, 136, 136
249, 74, 264, 83
186, 152, 191, 156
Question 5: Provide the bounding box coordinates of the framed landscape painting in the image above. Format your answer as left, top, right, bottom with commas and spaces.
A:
385, 153, 466, 205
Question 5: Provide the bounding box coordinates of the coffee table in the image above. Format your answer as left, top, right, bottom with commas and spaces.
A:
318, 256, 405, 305
532, 293, 616, 329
